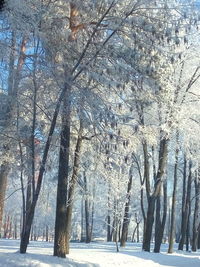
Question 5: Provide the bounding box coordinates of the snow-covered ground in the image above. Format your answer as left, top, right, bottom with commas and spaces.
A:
0, 239, 199, 267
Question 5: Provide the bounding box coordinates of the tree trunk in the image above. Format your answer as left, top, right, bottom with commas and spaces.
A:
84, 172, 91, 243
107, 183, 112, 242
137, 222, 140, 242
65, 122, 83, 254
143, 196, 156, 251
178, 160, 192, 250
80, 196, 85, 242
54, 89, 71, 258
197, 224, 200, 249
132, 225, 137, 242
0, 164, 10, 236
154, 180, 167, 253
191, 171, 200, 251
168, 138, 179, 253
46, 225, 49, 242
143, 138, 168, 252
120, 170, 133, 247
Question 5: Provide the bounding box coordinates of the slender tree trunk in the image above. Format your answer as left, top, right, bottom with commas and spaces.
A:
186, 190, 191, 251
191, 171, 200, 251
46, 225, 49, 242
154, 180, 167, 253
120, 170, 133, 247
137, 222, 140, 242
80, 196, 85, 242
107, 183, 112, 242
132, 225, 137, 242
178, 160, 192, 250
197, 224, 200, 249
168, 136, 179, 253
90, 184, 95, 241
84, 172, 91, 243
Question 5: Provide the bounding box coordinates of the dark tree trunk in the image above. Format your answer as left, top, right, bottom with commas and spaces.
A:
186, 188, 191, 252
65, 122, 83, 254
192, 171, 200, 251
168, 138, 179, 253
84, 172, 91, 243
143, 138, 168, 252
178, 160, 192, 250
80, 196, 85, 242
198, 224, 200, 249
154, 180, 167, 253
46, 225, 49, 242
54, 90, 71, 258
120, 171, 133, 247
137, 222, 140, 242
143, 196, 156, 251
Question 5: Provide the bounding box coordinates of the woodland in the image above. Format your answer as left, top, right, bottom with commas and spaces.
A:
0, 0, 200, 264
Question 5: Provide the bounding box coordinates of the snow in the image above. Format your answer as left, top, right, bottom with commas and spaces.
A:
0, 239, 199, 267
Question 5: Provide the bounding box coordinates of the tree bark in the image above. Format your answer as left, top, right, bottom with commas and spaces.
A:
120, 169, 133, 247
54, 88, 71, 258
143, 138, 168, 252
154, 180, 167, 253
84, 172, 91, 243
191, 170, 200, 251
65, 121, 83, 254
178, 160, 192, 250
0, 163, 10, 236
168, 135, 179, 253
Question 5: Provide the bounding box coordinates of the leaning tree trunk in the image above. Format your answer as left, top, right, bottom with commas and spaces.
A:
191, 170, 200, 252
168, 136, 179, 253
20, 77, 69, 254
120, 169, 133, 247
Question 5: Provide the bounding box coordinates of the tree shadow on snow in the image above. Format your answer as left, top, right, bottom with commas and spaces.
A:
0, 251, 100, 267
119, 248, 200, 267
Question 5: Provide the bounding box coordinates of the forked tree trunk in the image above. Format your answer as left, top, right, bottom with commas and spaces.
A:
143, 138, 168, 252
